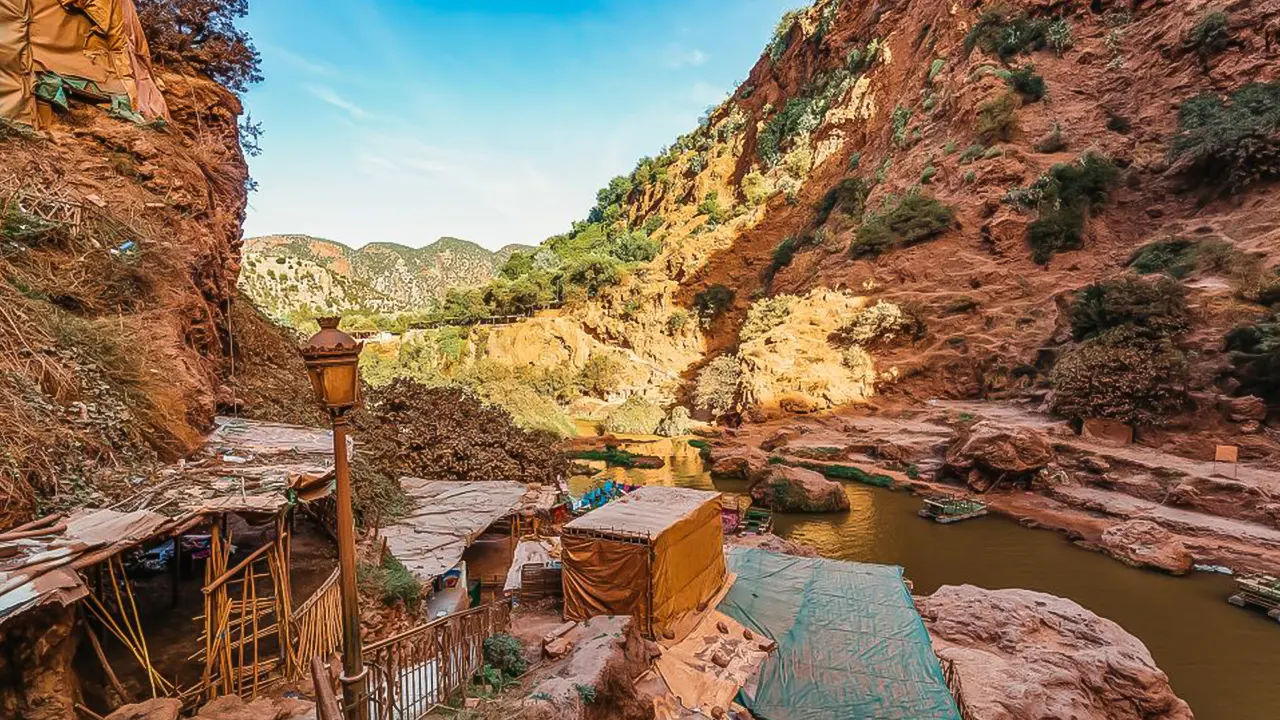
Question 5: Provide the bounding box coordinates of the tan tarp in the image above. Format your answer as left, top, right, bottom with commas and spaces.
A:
0, 0, 36, 125
0, 0, 169, 126
562, 487, 727, 638
655, 609, 773, 716
382, 479, 528, 581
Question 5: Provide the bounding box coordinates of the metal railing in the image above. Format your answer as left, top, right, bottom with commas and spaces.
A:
939, 656, 977, 720
357, 599, 512, 720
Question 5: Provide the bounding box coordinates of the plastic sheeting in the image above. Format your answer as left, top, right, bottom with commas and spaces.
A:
382, 479, 527, 581
562, 487, 726, 638
720, 548, 961, 720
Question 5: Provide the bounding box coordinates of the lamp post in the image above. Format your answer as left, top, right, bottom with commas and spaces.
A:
301, 317, 367, 720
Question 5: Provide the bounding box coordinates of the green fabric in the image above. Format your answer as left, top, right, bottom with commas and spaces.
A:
720, 548, 961, 720
33, 72, 69, 110
32, 72, 148, 124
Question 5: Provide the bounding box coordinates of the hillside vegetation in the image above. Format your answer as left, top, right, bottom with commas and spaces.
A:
240, 234, 532, 329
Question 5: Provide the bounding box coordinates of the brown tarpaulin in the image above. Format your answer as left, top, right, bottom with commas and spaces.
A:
1, 0, 169, 126
561, 487, 726, 638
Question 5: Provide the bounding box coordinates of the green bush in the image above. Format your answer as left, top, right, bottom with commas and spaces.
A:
1051, 327, 1187, 426
1003, 65, 1045, 102
1225, 313, 1280, 406
850, 193, 955, 258
1023, 153, 1120, 263
958, 144, 985, 164
977, 92, 1019, 144
766, 9, 803, 62
578, 353, 623, 399
601, 396, 667, 435
698, 191, 727, 225
666, 309, 690, 335
694, 284, 735, 324
610, 231, 660, 263
1188, 10, 1232, 57
892, 105, 914, 148
694, 355, 741, 418
814, 178, 869, 226
360, 554, 422, 609
1069, 275, 1192, 342
482, 634, 528, 678
1169, 81, 1280, 194
834, 301, 924, 348
767, 236, 812, 281
1128, 237, 1237, 279
741, 295, 795, 342
965, 8, 1072, 60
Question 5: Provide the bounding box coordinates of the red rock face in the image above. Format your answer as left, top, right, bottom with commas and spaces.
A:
918, 585, 1195, 720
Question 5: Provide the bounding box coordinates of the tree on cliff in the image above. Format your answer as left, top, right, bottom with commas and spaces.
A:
136, 0, 263, 93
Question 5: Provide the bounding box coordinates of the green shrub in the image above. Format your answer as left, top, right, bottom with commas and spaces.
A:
958, 144, 985, 164
976, 92, 1019, 144
928, 58, 946, 83
892, 105, 914, 148
571, 445, 644, 467
965, 8, 1071, 60
742, 171, 770, 206
578, 353, 623, 399
741, 295, 795, 343
694, 284, 735, 324
1225, 312, 1280, 406
1003, 65, 1045, 102
694, 355, 741, 418
610, 231, 660, 263
482, 634, 527, 678
1169, 81, 1280, 194
602, 396, 666, 435
1233, 264, 1280, 306
1023, 153, 1119, 263
1051, 327, 1187, 425
921, 166, 938, 184
1188, 10, 1232, 57
1128, 237, 1237, 279
815, 178, 869, 226
851, 193, 955, 258
359, 554, 422, 608
666, 309, 690, 335
766, 9, 803, 62
767, 236, 810, 281
564, 255, 623, 297
698, 191, 727, 225
834, 301, 924, 348
1069, 276, 1192, 341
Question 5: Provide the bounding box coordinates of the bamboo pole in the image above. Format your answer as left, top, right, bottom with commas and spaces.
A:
84, 619, 129, 705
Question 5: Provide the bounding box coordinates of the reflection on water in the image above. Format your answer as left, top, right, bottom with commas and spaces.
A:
578, 433, 1280, 720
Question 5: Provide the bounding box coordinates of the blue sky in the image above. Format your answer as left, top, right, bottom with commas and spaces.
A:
240, 0, 796, 250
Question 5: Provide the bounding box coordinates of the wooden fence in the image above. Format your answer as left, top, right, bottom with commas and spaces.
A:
358, 599, 513, 720
289, 569, 343, 679
939, 656, 977, 720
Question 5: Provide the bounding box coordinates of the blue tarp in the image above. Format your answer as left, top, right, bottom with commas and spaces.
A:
719, 548, 961, 720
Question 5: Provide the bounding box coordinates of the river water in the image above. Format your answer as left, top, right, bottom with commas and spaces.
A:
581, 435, 1280, 720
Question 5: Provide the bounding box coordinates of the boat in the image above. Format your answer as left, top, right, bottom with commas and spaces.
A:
918, 496, 988, 524
740, 506, 773, 536
720, 495, 751, 534
1227, 575, 1280, 622
569, 480, 639, 515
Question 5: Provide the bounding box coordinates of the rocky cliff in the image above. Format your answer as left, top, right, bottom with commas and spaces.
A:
424, 0, 1280, 430
0, 21, 308, 530
241, 234, 533, 321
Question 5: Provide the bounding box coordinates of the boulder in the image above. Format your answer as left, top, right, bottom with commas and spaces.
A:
106, 699, 182, 720
710, 456, 750, 480
759, 429, 795, 452
918, 585, 1193, 720
193, 696, 315, 720
945, 421, 1053, 490
1099, 520, 1194, 575
749, 466, 850, 513
1081, 417, 1134, 447
1225, 395, 1268, 423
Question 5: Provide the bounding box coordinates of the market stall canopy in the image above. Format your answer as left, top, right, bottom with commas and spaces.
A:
0, 509, 172, 627
382, 480, 529, 581
0, 0, 170, 127
562, 486, 726, 639
718, 547, 961, 720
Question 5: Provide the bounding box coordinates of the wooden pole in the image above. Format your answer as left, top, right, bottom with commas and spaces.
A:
171, 536, 181, 610
84, 619, 130, 706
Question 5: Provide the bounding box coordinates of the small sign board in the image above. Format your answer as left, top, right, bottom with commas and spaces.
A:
1215, 445, 1239, 464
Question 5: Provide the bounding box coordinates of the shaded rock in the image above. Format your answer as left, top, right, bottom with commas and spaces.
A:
725, 531, 819, 557
945, 421, 1053, 490
1081, 418, 1134, 447
193, 696, 314, 720
1079, 456, 1111, 475
919, 585, 1193, 720
759, 429, 795, 452
710, 455, 750, 479
873, 441, 913, 464
105, 699, 181, 720
1225, 395, 1267, 423
749, 465, 850, 513
1099, 520, 1194, 575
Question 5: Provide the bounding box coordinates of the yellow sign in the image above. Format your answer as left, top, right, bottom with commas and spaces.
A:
1215, 445, 1239, 464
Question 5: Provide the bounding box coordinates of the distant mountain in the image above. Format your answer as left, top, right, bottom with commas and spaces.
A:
240, 234, 533, 319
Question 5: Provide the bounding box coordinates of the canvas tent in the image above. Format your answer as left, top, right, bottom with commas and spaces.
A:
382, 479, 529, 581
0, 0, 169, 127
561, 486, 725, 639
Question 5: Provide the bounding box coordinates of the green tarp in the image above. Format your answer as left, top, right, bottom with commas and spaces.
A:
720, 548, 961, 720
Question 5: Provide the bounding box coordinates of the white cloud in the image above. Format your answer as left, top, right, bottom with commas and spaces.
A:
305, 84, 373, 120
664, 46, 709, 69
262, 44, 336, 77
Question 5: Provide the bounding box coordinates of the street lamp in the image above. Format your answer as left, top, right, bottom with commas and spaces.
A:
301, 317, 367, 720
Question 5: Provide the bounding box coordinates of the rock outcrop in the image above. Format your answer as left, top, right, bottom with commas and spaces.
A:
918, 585, 1193, 720
749, 465, 850, 513
1099, 520, 1195, 575
945, 422, 1054, 491
105, 700, 181, 720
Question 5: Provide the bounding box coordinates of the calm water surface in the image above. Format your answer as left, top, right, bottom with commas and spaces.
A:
581, 434, 1280, 720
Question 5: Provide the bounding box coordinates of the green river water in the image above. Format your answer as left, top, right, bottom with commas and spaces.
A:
578, 435, 1280, 720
